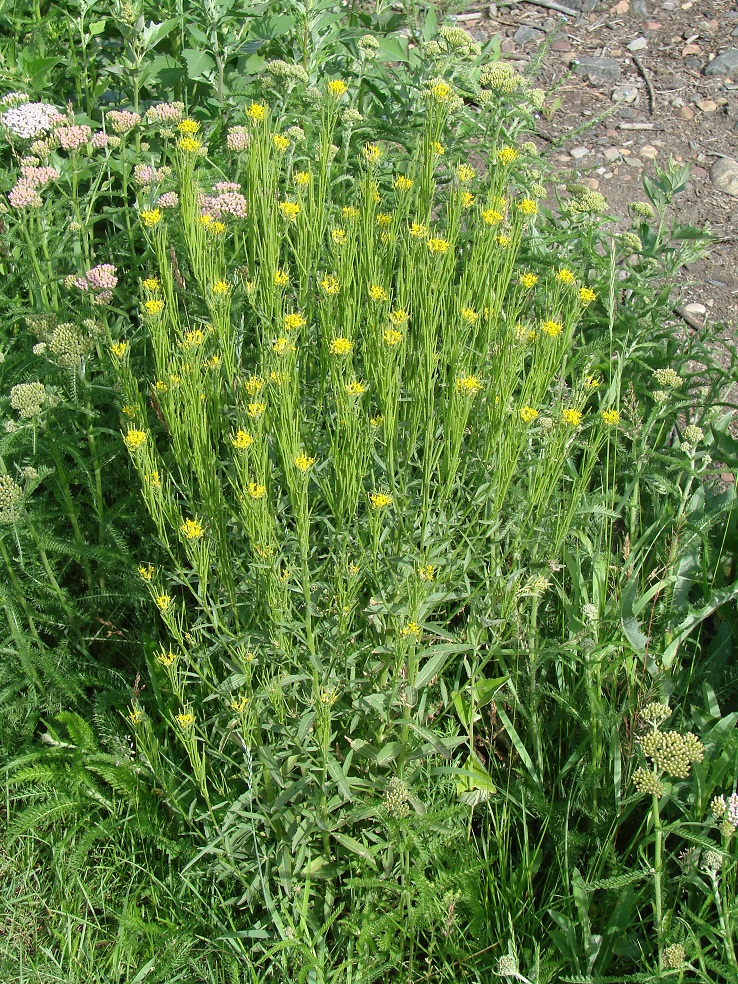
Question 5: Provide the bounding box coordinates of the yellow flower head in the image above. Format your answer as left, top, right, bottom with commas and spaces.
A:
518, 199, 538, 216
177, 137, 201, 154
427, 236, 450, 254
363, 143, 382, 162
146, 470, 161, 488
540, 320, 563, 338
331, 227, 347, 245
383, 328, 403, 346
418, 564, 435, 582
272, 337, 294, 355
231, 695, 248, 714
295, 452, 316, 472
390, 308, 409, 325
294, 170, 310, 186
461, 191, 475, 209
178, 118, 200, 135
279, 200, 300, 221
345, 380, 366, 397
369, 285, 388, 302
247, 402, 267, 418
142, 277, 160, 292
497, 146, 518, 165
461, 308, 478, 324
328, 79, 348, 97
455, 375, 483, 396
175, 711, 195, 729
274, 269, 290, 288
409, 221, 429, 239
369, 491, 392, 509
110, 341, 128, 358
212, 280, 230, 296
154, 379, 168, 393
247, 482, 266, 499
562, 408, 582, 426
157, 649, 177, 667
138, 564, 154, 581
584, 375, 600, 390
321, 275, 340, 295
342, 205, 359, 221
395, 175, 413, 192
431, 81, 452, 101
519, 273, 538, 289
482, 208, 504, 226
183, 328, 205, 348
520, 406, 539, 423
244, 376, 265, 396
370, 414, 383, 428
273, 134, 290, 152
247, 102, 266, 122
127, 706, 142, 726
155, 594, 172, 612
329, 337, 352, 356
496, 234, 512, 249
232, 430, 253, 450
376, 212, 392, 228
400, 621, 421, 638
457, 164, 475, 183
141, 208, 162, 228
557, 269, 576, 286
209, 221, 226, 236
124, 429, 147, 452
284, 312, 306, 331
144, 299, 164, 316
602, 409, 620, 426
181, 517, 204, 540
579, 286, 597, 305
433, 141, 445, 156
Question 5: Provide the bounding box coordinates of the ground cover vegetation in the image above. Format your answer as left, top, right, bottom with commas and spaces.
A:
1, 1, 737, 981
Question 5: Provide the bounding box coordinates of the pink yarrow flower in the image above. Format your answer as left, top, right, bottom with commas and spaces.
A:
8, 180, 42, 209
74, 264, 118, 294
157, 192, 179, 209
106, 110, 141, 134
20, 165, 59, 188
212, 182, 241, 193
91, 131, 109, 149
58, 124, 91, 151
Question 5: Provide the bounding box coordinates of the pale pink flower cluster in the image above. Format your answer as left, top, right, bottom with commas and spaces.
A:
2, 101, 58, 139
8, 164, 59, 208
91, 131, 109, 149
133, 163, 159, 186
58, 124, 91, 151
157, 192, 179, 209
199, 191, 248, 220
213, 182, 241, 193
145, 101, 184, 124
73, 264, 118, 303
107, 110, 141, 134
227, 126, 250, 152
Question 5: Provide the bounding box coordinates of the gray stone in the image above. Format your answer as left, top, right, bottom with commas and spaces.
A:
704, 48, 738, 76
661, 1, 676, 7
710, 157, 738, 196
514, 25, 545, 44
570, 146, 589, 159
632, 0, 649, 14
612, 83, 640, 103
603, 146, 621, 162
628, 36, 648, 51
733, 25, 738, 36
574, 56, 622, 82
684, 56, 704, 70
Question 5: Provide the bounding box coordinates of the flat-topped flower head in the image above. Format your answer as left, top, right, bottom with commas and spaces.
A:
232, 430, 253, 449
144, 299, 164, 316
328, 79, 348, 97
562, 408, 582, 426
376, 212, 392, 227
540, 320, 563, 338
432, 141, 445, 156
181, 517, 204, 540
457, 163, 475, 183
177, 137, 201, 153
369, 491, 392, 509
518, 198, 538, 216
369, 284, 388, 302
602, 409, 620, 426
155, 594, 172, 612
383, 328, 403, 346
520, 406, 539, 423
461, 191, 475, 209
390, 308, 409, 325
579, 286, 597, 305
294, 170, 310, 186
584, 375, 600, 390
157, 649, 177, 667
247, 102, 267, 122
176, 711, 195, 729
140, 208, 162, 227
427, 236, 450, 253
142, 277, 160, 292
283, 312, 305, 331
273, 134, 290, 152
519, 272, 538, 289
138, 564, 154, 581
272, 337, 294, 355
345, 380, 366, 397
329, 337, 352, 356
395, 175, 413, 192
418, 564, 435, 582
482, 208, 503, 226
321, 275, 340, 295
247, 482, 266, 499
557, 268, 576, 285
461, 308, 478, 323
274, 269, 290, 287
244, 376, 265, 395
497, 146, 518, 165
409, 222, 429, 238
279, 200, 300, 221
124, 429, 147, 451
178, 118, 200, 135
212, 280, 230, 296
400, 621, 421, 638
363, 143, 382, 162
110, 341, 128, 358
247, 402, 267, 418
455, 375, 482, 396
183, 328, 205, 348
331, 227, 347, 245
295, 452, 316, 472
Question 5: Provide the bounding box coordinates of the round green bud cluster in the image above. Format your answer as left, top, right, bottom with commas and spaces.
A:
622, 232, 642, 253
479, 62, 523, 94
641, 701, 671, 726
653, 390, 669, 404
10, 381, 47, 418
564, 191, 609, 216
384, 776, 410, 819
26, 312, 58, 340
530, 183, 546, 199
49, 322, 92, 369
341, 108, 363, 124
497, 954, 519, 977
437, 25, 481, 61
653, 367, 682, 389
662, 944, 685, 970
0, 474, 23, 523
527, 88, 545, 110
641, 730, 703, 779
684, 424, 704, 444
285, 125, 305, 143
32, 342, 47, 355
631, 201, 654, 219
357, 34, 379, 59
702, 849, 722, 872
711, 795, 727, 819
264, 60, 309, 87
632, 767, 665, 797
521, 141, 538, 156
581, 603, 598, 625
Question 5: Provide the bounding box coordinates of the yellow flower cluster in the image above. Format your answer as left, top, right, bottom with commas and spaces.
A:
144, 299, 164, 316
178, 118, 200, 134
330, 337, 352, 355
579, 287, 597, 305
520, 406, 539, 423
369, 285, 388, 302
273, 134, 290, 152
321, 275, 340, 295
294, 170, 310, 186
274, 269, 290, 287
178, 137, 201, 153
181, 517, 204, 540
482, 208, 503, 226
497, 147, 518, 165
540, 320, 563, 338
141, 208, 162, 227
232, 430, 253, 449
279, 200, 300, 221
369, 491, 392, 509
557, 269, 576, 285
284, 312, 306, 331
395, 175, 413, 192
455, 375, 483, 396
247, 402, 266, 418
363, 143, 382, 162
602, 409, 620, 426
427, 237, 450, 254
124, 429, 147, 451
295, 452, 316, 472
212, 280, 230, 295
247, 102, 266, 121
383, 328, 403, 346
562, 408, 582, 426
457, 164, 475, 183
328, 79, 348, 97
247, 483, 266, 499
111, 341, 128, 358
519, 273, 538, 289
345, 380, 366, 397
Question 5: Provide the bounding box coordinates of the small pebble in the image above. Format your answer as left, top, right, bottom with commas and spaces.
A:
674, 105, 694, 119
603, 146, 621, 161
695, 99, 718, 112
628, 36, 648, 51
711, 157, 738, 196
641, 145, 658, 158
570, 146, 589, 159
581, 177, 600, 189
683, 302, 707, 315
